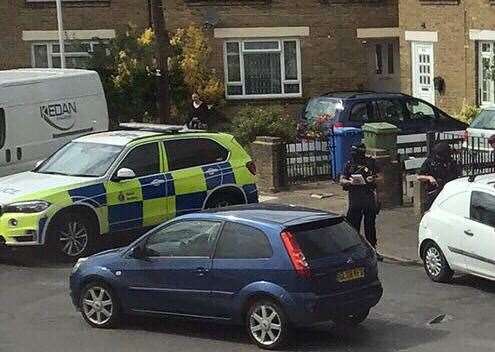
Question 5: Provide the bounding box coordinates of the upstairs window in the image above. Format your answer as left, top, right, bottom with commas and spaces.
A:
32, 41, 107, 68
224, 39, 302, 99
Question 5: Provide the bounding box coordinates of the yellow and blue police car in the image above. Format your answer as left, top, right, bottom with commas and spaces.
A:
0, 124, 258, 259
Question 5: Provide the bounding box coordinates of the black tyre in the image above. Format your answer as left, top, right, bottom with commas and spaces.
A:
422, 242, 454, 283
205, 191, 245, 209
79, 282, 120, 329
333, 309, 370, 327
47, 212, 96, 260
246, 299, 289, 350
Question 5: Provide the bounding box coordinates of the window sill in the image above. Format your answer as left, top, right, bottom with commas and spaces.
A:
226, 94, 303, 100
25, 0, 110, 8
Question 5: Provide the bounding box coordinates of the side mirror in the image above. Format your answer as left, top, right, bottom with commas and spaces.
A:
35, 160, 45, 169
113, 168, 136, 182
130, 245, 146, 259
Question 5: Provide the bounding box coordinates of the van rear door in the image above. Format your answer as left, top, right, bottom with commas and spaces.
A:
288, 218, 378, 295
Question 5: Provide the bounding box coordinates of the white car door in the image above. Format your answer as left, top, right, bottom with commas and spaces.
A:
462, 189, 495, 279
430, 190, 470, 271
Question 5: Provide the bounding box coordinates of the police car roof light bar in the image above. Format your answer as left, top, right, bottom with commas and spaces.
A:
119, 122, 185, 133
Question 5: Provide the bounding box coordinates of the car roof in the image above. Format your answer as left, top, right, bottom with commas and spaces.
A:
74, 129, 221, 147
0, 68, 96, 88
194, 203, 342, 227
320, 90, 409, 100
445, 174, 495, 192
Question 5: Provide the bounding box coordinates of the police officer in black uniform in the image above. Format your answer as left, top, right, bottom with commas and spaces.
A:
417, 142, 462, 210
340, 143, 382, 260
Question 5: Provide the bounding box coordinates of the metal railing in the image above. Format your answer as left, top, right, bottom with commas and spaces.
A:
285, 136, 334, 185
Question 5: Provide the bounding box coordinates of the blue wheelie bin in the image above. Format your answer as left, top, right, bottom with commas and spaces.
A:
332, 127, 364, 177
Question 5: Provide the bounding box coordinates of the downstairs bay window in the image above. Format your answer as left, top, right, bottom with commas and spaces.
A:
224, 39, 302, 99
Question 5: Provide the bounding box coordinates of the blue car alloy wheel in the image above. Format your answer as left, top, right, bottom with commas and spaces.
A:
80, 282, 120, 329
246, 299, 289, 350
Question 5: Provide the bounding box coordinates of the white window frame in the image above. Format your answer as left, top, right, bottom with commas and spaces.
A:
478, 41, 495, 106
31, 41, 104, 68
223, 38, 302, 100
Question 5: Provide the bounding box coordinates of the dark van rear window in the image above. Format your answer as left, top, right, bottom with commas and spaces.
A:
292, 220, 364, 260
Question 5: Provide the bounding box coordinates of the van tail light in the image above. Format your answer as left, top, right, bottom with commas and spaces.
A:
280, 230, 311, 278
333, 121, 344, 129
246, 161, 257, 176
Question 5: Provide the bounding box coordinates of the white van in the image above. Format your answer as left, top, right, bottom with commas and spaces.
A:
0, 69, 109, 176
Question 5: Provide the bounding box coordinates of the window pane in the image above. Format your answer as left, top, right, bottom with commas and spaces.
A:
215, 222, 272, 259
33, 45, 49, 68
146, 221, 222, 257
244, 41, 279, 50
376, 99, 406, 122
387, 43, 394, 74
164, 138, 228, 171
470, 191, 495, 227
406, 99, 435, 119
52, 56, 90, 69
375, 44, 383, 75
244, 53, 281, 95
119, 143, 160, 177
53, 42, 89, 53
227, 53, 241, 82
292, 221, 365, 261
284, 41, 298, 80
349, 102, 371, 123
226, 42, 239, 54
227, 85, 243, 96
284, 83, 300, 94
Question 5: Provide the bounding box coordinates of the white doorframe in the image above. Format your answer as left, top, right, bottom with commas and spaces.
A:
411, 41, 435, 105
478, 41, 495, 106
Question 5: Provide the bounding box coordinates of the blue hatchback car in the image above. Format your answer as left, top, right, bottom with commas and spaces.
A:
70, 204, 383, 349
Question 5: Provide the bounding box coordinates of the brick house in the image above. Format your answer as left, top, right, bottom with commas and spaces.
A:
1, 0, 400, 115
397, 0, 495, 115
0, 0, 149, 70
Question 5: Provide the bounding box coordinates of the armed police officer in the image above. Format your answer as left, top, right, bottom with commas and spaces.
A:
417, 142, 462, 210
340, 143, 382, 260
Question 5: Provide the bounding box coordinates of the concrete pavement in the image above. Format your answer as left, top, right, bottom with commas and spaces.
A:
2, 260, 495, 352
260, 181, 420, 264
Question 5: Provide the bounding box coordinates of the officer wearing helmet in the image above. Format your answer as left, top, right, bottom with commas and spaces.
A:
340, 143, 382, 260
417, 142, 462, 210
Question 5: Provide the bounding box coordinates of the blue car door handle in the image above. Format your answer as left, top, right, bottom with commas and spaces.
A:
195, 267, 209, 276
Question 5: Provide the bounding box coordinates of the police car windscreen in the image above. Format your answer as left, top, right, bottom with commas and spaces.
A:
36, 142, 123, 177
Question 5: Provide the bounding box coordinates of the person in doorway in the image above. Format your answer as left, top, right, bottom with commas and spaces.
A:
340, 143, 382, 261
417, 142, 462, 210
187, 92, 209, 129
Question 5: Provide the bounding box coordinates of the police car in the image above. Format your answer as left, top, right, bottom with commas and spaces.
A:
0, 124, 258, 259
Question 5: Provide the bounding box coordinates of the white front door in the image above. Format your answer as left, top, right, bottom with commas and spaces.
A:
412, 42, 435, 105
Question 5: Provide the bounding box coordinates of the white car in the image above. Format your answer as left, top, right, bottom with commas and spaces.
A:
419, 174, 495, 282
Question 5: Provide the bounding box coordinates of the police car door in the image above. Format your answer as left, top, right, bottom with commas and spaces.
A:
163, 138, 230, 217
106, 142, 167, 232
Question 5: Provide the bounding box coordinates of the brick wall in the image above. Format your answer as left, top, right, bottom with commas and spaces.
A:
399, 0, 495, 115
1, 0, 149, 69
166, 0, 398, 115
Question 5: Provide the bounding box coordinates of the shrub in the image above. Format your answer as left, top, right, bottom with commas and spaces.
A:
231, 105, 297, 146
456, 103, 480, 125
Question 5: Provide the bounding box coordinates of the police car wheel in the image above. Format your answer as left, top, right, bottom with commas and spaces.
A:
80, 282, 120, 329
206, 192, 244, 209
48, 213, 95, 260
